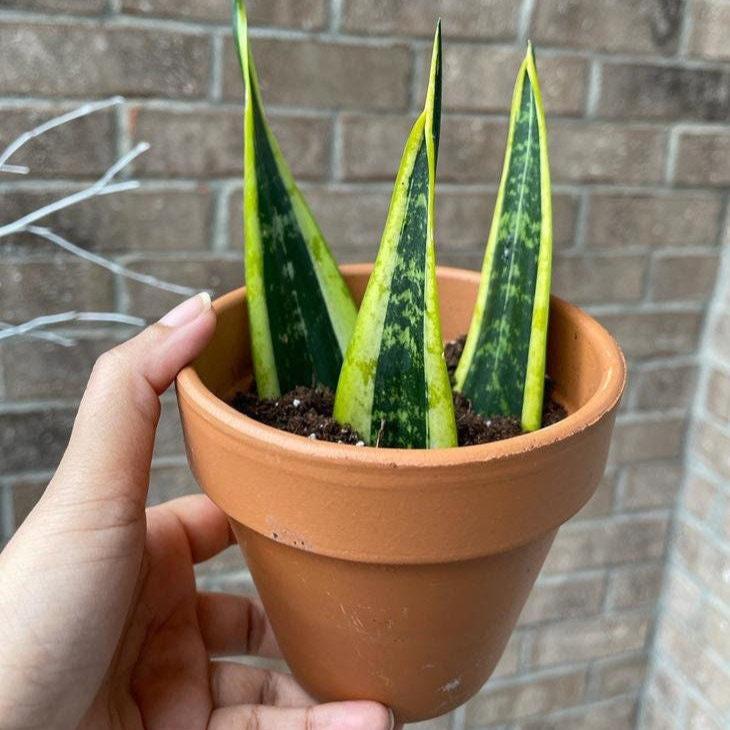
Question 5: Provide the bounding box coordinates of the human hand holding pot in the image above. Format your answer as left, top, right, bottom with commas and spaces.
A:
0, 293, 395, 730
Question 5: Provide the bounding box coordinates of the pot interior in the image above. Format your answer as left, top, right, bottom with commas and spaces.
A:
192, 265, 612, 420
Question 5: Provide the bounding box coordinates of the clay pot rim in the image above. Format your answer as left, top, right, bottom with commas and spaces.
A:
177, 263, 626, 469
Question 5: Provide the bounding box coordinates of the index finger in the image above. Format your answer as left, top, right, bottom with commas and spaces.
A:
148, 493, 235, 564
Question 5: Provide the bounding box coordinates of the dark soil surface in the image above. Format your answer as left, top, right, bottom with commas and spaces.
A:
232, 336, 567, 447
232, 386, 364, 445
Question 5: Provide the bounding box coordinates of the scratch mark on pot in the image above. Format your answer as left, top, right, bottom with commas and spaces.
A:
422, 663, 436, 670
440, 676, 462, 693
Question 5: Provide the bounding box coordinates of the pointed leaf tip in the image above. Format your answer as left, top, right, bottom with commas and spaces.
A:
333, 23, 455, 449
454, 38, 552, 432
235, 0, 357, 397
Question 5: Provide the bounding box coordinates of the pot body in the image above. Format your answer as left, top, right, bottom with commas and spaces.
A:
176, 265, 626, 722
235, 523, 555, 719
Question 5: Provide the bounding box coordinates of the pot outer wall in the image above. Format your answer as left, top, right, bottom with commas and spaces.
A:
176, 265, 626, 723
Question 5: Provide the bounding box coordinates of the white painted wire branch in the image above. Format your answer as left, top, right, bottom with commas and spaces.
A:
0, 312, 146, 346
0, 322, 75, 347
0, 97, 124, 175
0, 142, 149, 239
0, 97, 207, 344
27, 226, 199, 297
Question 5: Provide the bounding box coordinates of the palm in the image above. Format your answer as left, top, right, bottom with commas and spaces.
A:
79, 502, 295, 730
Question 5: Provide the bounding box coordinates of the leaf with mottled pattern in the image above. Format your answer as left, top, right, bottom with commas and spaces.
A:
333, 23, 456, 449
454, 44, 553, 432
233, 0, 357, 397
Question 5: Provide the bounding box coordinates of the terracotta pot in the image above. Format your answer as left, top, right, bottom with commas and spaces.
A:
176, 264, 626, 723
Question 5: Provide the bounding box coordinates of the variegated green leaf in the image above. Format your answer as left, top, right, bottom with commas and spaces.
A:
233, 0, 357, 397
454, 44, 552, 432
333, 23, 456, 449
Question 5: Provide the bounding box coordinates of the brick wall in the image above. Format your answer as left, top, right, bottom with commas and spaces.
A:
0, 1, 728, 728
639, 243, 730, 729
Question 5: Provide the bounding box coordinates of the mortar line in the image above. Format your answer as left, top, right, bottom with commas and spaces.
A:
517, 0, 537, 45
585, 59, 602, 118
329, 0, 342, 33
677, 0, 697, 57
209, 32, 224, 102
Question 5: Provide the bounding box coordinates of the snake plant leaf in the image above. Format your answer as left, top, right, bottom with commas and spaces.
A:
333, 23, 456, 449
233, 0, 357, 397
454, 44, 552, 432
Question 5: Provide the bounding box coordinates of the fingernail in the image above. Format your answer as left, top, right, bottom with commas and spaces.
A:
388, 708, 396, 730
159, 292, 211, 327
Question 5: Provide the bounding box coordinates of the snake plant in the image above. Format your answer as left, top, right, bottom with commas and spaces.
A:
454, 44, 553, 432
333, 23, 457, 449
233, 0, 357, 397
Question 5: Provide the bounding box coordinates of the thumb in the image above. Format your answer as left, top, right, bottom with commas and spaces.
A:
49, 291, 215, 511
0, 293, 216, 730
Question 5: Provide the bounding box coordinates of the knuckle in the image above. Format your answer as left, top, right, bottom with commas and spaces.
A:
259, 669, 277, 706
246, 706, 262, 730
91, 347, 126, 381
304, 707, 315, 730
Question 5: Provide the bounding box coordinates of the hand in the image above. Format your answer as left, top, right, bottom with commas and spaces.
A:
0, 293, 394, 730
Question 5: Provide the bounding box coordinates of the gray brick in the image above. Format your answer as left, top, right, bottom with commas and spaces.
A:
222, 37, 411, 111
549, 121, 666, 184
553, 254, 647, 304
688, 0, 730, 61
0, 336, 119, 401
0, 408, 75, 474
122, 0, 328, 28
607, 564, 664, 609
341, 0, 518, 40
131, 106, 330, 180
650, 253, 719, 302
340, 113, 507, 182
598, 63, 730, 122
227, 184, 578, 257
439, 189, 578, 251
597, 310, 702, 359
0, 258, 115, 323
465, 669, 587, 726
518, 574, 605, 626
608, 563, 664, 609
586, 192, 723, 249
122, 254, 243, 321
610, 415, 685, 464
675, 130, 730, 185
442, 46, 587, 116
0, 105, 116, 178
0, 22, 210, 98
228, 183, 388, 253
634, 363, 699, 411
621, 460, 684, 510
544, 515, 670, 573
2, 186, 213, 253
530, 613, 652, 667
2, 0, 105, 14
517, 696, 637, 730
590, 654, 648, 700
531, 0, 683, 54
